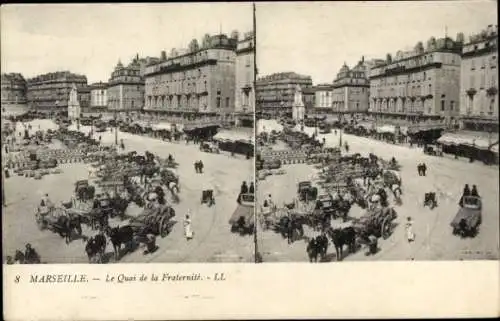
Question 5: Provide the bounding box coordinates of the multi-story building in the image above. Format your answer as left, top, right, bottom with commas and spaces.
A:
107, 57, 145, 112
313, 84, 334, 110
143, 34, 238, 119
256, 72, 313, 116
459, 24, 498, 133
235, 31, 255, 114
89, 82, 108, 111
332, 59, 370, 114
1, 73, 27, 105
369, 37, 462, 126
26, 71, 87, 113
77, 85, 91, 113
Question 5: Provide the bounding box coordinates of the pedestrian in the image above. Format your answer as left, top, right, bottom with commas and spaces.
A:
249, 182, 255, 194
405, 217, 415, 243
417, 163, 422, 176
366, 234, 378, 256
4, 166, 10, 179
99, 135, 102, 142
422, 163, 427, 176
471, 185, 479, 197
240, 181, 248, 194
184, 213, 193, 241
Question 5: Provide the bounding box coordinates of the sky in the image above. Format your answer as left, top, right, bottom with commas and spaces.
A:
256, 1, 498, 84
1, 3, 253, 84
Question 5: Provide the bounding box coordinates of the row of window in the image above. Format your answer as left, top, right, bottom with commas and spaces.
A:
469, 55, 497, 70
468, 73, 497, 89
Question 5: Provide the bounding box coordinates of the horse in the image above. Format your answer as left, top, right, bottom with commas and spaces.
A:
105, 225, 135, 261
327, 226, 356, 261
85, 233, 107, 263
277, 216, 304, 244
56, 215, 83, 244
315, 234, 329, 261
306, 238, 320, 263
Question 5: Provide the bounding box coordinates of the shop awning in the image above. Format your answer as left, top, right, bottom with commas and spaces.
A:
213, 130, 254, 145
152, 123, 172, 131
437, 131, 499, 150
376, 125, 396, 134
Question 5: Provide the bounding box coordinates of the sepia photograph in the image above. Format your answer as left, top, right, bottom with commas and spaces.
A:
255, 1, 499, 262
1, 3, 256, 264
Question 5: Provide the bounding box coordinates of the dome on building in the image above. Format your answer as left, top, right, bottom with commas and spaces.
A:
115, 60, 124, 70
339, 63, 349, 73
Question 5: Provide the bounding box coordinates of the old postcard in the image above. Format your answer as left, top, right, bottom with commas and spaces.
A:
2, 2, 499, 320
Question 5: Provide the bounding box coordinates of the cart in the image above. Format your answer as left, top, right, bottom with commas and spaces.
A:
353, 206, 398, 239
129, 205, 176, 237
229, 193, 255, 235
451, 196, 482, 237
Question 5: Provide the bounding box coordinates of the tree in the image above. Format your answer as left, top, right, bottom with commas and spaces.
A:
230, 30, 240, 40
386, 53, 392, 64
414, 41, 425, 54
202, 34, 211, 48
169, 48, 178, 58
188, 39, 200, 53
456, 32, 465, 43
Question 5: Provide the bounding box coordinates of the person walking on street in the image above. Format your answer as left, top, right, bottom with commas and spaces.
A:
422, 163, 427, 176
184, 213, 193, 241
405, 217, 415, 243
249, 182, 255, 194
471, 185, 479, 197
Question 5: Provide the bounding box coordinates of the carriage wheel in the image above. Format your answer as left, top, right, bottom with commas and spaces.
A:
381, 216, 392, 239
159, 216, 170, 238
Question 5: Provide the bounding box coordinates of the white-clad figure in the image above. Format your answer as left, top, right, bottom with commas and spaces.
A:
184, 212, 193, 240
405, 217, 415, 242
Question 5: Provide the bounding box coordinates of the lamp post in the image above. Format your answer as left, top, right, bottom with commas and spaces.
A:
114, 107, 118, 145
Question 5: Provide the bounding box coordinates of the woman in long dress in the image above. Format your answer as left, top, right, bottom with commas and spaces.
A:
184, 214, 193, 241
405, 217, 415, 243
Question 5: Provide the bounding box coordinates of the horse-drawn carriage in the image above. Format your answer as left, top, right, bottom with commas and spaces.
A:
353, 206, 397, 240
298, 181, 318, 202
75, 180, 96, 201
35, 206, 82, 243
129, 205, 176, 237
200, 141, 220, 154
229, 193, 255, 235
424, 144, 443, 156
451, 195, 482, 237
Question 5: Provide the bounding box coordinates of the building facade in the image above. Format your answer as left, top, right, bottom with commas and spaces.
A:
1, 73, 27, 105
89, 82, 108, 110
313, 84, 334, 110
459, 24, 498, 132
77, 86, 91, 113
107, 58, 145, 112
235, 31, 255, 114
256, 72, 313, 116
369, 37, 462, 126
26, 71, 87, 113
143, 34, 238, 119
332, 59, 370, 114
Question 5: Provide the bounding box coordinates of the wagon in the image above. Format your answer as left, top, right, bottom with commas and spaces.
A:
353, 206, 397, 239
451, 196, 482, 237
129, 205, 176, 237
200, 142, 220, 154
297, 181, 318, 202
229, 193, 254, 235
